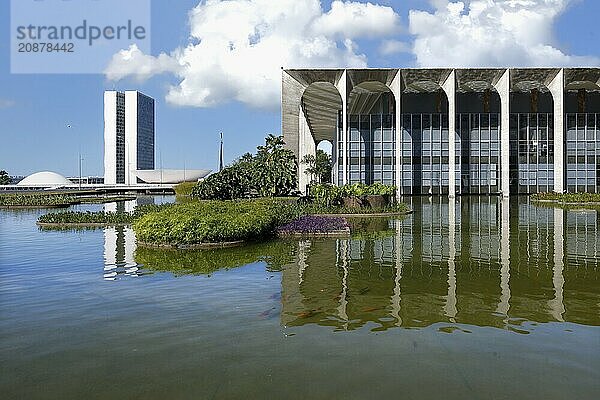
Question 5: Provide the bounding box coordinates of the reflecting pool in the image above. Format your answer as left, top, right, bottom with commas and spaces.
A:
1, 196, 599, 399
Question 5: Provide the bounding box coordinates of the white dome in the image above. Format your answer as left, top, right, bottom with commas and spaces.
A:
17, 171, 73, 187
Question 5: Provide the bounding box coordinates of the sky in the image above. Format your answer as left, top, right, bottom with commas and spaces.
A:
1, 0, 599, 177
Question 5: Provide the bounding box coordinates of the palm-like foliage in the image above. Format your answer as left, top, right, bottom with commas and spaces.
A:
192, 134, 297, 200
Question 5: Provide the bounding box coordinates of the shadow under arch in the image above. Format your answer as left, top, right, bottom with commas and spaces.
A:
300, 82, 343, 144
455, 76, 503, 195
300, 82, 343, 187
510, 70, 557, 194
400, 78, 451, 195
564, 69, 600, 193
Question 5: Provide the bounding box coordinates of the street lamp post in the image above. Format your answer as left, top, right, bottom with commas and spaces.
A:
67, 124, 82, 190
219, 132, 224, 172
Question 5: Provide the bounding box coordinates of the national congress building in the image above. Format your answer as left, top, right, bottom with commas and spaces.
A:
282, 68, 600, 196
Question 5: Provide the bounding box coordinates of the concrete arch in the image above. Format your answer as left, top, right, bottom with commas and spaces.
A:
456, 69, 505, 114
348, 81, 396, 115
564, 68, 600, 114
300, 81, 343, 143
510, 69, 557, 113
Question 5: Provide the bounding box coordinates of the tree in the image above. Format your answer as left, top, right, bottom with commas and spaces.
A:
254, 134, 297, 197
0, 170, 10, 185
192, 134, 298, 200
302, 149, 332, 184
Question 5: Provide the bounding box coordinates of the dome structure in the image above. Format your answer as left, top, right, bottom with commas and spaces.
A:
17, 171, 73, 187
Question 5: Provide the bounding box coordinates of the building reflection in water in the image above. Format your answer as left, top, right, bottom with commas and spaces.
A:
102, 199, 149, 280
280, 197, 600, 332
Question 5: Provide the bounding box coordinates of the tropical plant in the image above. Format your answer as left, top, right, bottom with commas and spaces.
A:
0, 170, 10, 185
302, 149, 332, 184
254, 134, 297, 197
308, 182, 397, 207
192, 134, 297, 200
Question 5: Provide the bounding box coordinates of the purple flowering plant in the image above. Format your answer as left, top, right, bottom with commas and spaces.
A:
276, 215, 349, 234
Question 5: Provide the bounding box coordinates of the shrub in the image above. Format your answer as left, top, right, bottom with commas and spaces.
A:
133, 198, 300, 246
532, 192, 600, 203
38, 203, 173, 225
38, 211, 136, 225
308, 183, 397, 207
192, 134, 297, 200
192, 162, 254, 200
0, 193, 75, 207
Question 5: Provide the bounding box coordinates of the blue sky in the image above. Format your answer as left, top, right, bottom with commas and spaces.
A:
1, 0, 599, 177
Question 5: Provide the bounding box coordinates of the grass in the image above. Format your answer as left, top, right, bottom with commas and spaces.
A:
1, 193, 137, 207
0, 193, 75, 207
531, 192, 600, 203
133, 198, 300, 246
37, 204, 172, 226
299, 202, 411, 215
173, 181, 197, 196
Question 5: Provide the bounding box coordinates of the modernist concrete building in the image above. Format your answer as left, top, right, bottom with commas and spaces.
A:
104, 90, 155, 185
282, 68, 600, 196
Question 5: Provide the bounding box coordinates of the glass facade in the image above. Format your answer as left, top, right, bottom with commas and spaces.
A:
566, 113, 600, 193
115, 92, 126, 184
457, 113, 500, 194
136, 93, 155, 172
509, 113, 554, 194
327, 84, 598, 195
337, 113, 396, 186
400, 113, 449, 194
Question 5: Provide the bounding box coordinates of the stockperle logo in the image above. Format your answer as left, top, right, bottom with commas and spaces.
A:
10, 0, 150, 74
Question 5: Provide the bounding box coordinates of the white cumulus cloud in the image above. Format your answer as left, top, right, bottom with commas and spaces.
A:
379, 39, 410, 56
104, 44, 182, 82
104, 0, 401, 110
409, 0, 600, 67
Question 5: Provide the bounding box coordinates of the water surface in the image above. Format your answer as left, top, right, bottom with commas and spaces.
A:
1, 196, 599, 399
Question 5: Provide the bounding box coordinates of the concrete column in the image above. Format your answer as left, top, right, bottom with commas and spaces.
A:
336, 70, 348, 185
442, 71, 456, 197
390, 70, 403, 197
494, 69, 511, 197
332, 134, 338, 185
298, 108, 316, 194
548, 69, 565, 193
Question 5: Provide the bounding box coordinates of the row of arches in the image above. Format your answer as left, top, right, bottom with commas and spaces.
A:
295, 69, 600, 195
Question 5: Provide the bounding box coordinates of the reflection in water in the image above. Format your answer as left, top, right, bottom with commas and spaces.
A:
281, 197, 600, 332
102, 198, 155, 280
103, 226, 144, 280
